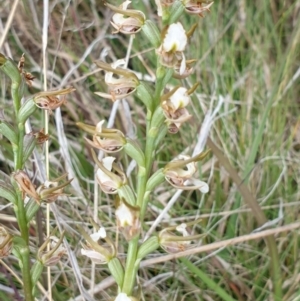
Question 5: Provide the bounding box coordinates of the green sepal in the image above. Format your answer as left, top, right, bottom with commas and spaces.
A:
136, 236, 160, 264
25, 198, 40, 222
12, 236, 27, 268
154, 125, 168, 148
108, 257, 124, 288
154, 67, 173, 102
146, 168, 165, 192
161, 67, 174, 89
150, 106, 165, 130
23, 134, 37, 163
0, 121, 18, 145
136, 81, 154, 110
0, 53, 21, 84
118, 185, 136, 207
124, 139, 145, 167
0, 180, 17, 204
168, 1, 185, 24
141, 20, 161, 48
18, 98, 37, 124
30, 260, 44, 287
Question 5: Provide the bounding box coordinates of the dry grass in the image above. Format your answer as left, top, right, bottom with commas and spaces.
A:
0, 0, 300, 300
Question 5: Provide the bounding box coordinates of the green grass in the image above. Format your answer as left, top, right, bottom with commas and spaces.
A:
1, 0, 300, 300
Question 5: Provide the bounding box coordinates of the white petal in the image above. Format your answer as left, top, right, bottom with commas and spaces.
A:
81, 249, 107, 264
176, 223, 189, 237
112, 59, 126, 69
179, 53, 186, 75
115, 203, 133, 226
96, 120, 106, 132
115, 292, 132, 301
169, 87, 190, 109
96, 168, 111, 184
163, 23, 187, 52
155, 0, 162, 16
121, 1, 131, 10
189, 179, 209, 193
90, 227, 107, 241
102, 157, 116, 171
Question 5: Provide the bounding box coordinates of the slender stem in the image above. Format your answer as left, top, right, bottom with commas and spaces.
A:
122, 236, 139, 295
12, 87, 34, 301
20, 245, 34, 301
16, 123, 25, 169
122, 110, 158, 294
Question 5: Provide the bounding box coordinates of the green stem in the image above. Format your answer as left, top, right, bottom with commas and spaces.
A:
122, 109, 158, 295
16, 123, 25, 169
16, 192, 29, 244
122, 236, 139, 295
20, 245, 34, 301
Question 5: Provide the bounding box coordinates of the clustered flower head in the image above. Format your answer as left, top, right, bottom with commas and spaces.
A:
76, 2, 214, 299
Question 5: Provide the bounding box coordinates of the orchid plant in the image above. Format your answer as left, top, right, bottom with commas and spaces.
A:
0, 1, 213, 300
77, 1, 213, 300
0, 54, 73, 300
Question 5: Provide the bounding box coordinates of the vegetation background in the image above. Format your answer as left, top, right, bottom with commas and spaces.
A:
0, 0, 300, 300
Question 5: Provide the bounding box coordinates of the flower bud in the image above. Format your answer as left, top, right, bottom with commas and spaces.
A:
106, 1, 146, 35
94, 60, 139, 102
115, 199, 140, 241
38, 233, 66, 266
0, 226, 13, 258
12, 170, 40, 203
